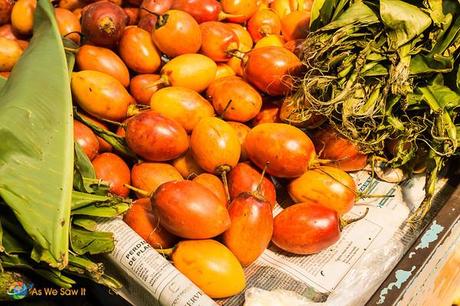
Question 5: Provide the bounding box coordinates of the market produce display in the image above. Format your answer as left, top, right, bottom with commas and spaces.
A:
0, 0, 458, 303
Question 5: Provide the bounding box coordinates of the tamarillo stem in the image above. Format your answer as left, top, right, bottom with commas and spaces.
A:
217, 165, 232, 204
123, 184, 151, 197
154, 247, 174, 258
254, 162, 269, 199
339, 207, 369, 230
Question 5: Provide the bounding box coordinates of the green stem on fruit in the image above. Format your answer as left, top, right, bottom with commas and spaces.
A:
254, 162, 270, 200
339, 207, 369, 230
124, 184, 151, 197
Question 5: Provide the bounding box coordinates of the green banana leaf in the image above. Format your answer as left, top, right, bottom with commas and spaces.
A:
0, 77, 5, 90
0, 0, 73, 269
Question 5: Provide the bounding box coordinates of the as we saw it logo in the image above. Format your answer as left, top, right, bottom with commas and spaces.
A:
7, 281, 33, 300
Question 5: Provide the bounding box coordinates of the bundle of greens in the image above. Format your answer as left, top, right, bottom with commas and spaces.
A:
286, 0, 460, 222
0, 0, 130, 294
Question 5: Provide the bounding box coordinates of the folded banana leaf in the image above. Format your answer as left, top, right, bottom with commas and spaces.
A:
0, 0, 73, 269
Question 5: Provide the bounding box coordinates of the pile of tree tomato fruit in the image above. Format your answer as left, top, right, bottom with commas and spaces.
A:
0, 0, 370, 299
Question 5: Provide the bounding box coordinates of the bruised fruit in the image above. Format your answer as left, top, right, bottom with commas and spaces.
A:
81, 1, 128, 48
125, 110, 189, 161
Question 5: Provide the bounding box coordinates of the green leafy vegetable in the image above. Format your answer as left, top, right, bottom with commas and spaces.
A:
0, 0, 73, 269
290, 0, 460, 224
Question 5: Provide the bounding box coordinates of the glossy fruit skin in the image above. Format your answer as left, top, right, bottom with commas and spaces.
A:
119, 26, 161, 74
272, 202, 340, 255
228, 162, 276, 209
0, 24, 22, 40
139, 0, 172, 18
247, 8, 281, 42
288, 166, 357, 215
129, 74, 163, 105
55, 8, 81, 43
76, 45, 130, 87
152, 10, 202, 58
152, 180, 231, 239
227, 23, 253, 52
243, 46, 301, 96
92, 152, 131, 197
123, 198, 177, 248
71, 70, 134, 122
160, 53, 217, 92
172, 0, 222, 23
172, 239, 246, 298
191, 117, 241, 174
78, 113, 112, 152
227, 121, 250, 161
206, 76, 262, 122
223, 193, 273, 266
150, 86, 215, 132
81, 1, 128, 48
281, 10, 310, 41
59, 0, 85, 11
125, 111, 189, 162
0, 0, 14, 26
199, 21, 238, 62
311, 127, 367, 172
244, 123, 316, 178
221, 0, 258, 23
192, 173, 227, 206
172, 149, 204, 178
254, 34, 284, 48
0, 37, 22, 72
131, 162, 183, 197
74, 120, 100, 160
215, 63, 236, 79
270, 0, 312, 19
226, 56, 244, 76
252, 103, 281, 126
11, 0, 36, 36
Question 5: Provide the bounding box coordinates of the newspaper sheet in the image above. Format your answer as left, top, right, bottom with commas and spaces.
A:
97, 171, 446, 306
